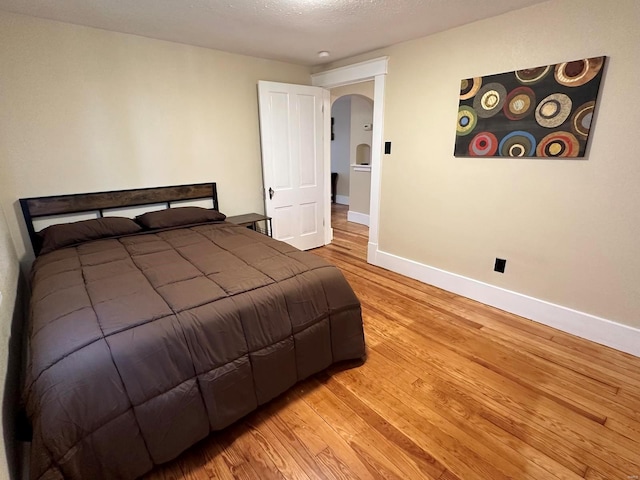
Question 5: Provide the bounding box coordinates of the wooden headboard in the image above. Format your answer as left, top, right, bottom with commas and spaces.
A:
20, 182, 219, 256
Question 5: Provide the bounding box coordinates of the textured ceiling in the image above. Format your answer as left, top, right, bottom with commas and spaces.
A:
0, 0, 550, 66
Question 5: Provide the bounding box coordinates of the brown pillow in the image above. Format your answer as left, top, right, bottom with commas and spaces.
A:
39, 217, 142, 254
135, 207, 226, 229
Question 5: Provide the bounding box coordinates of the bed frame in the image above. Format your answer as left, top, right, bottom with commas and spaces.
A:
20, 182, 219, 256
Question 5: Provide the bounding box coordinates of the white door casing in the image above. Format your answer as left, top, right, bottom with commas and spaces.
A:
258, 81, 329, 251
311, 57, 389, 264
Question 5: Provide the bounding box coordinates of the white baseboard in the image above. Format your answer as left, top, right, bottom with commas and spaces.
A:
372, 248, 640, 357
367, 242, 378, 264
347, 211, 370, 226
335, 195, 349, 205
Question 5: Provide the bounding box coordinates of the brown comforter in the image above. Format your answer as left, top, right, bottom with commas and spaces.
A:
25, 223, 365, 480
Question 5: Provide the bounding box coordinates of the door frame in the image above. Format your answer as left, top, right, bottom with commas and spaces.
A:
311, 56, 388, 264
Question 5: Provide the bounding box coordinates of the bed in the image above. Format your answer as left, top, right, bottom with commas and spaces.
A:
19, 182, 365, 480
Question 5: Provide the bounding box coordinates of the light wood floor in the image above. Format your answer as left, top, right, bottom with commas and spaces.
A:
146, 204, 640, 480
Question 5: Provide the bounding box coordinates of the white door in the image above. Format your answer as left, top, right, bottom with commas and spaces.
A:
258, 81, 329, 250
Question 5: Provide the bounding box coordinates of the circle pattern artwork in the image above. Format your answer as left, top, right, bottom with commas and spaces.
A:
469, 132, 498, 156
536, 131, 580, 157
503, 87, 536, 121
473, 83, 507, 118
498, 131, 537, 157
460, 77, 482, 100
456, 106, 478, 136
535, 93, 572, 128
571, 101, 595, 140
555, 57, 604, 87
453, 56, 605, 158
515, 65, 551, 85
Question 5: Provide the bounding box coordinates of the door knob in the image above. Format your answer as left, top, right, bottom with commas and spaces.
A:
268, 187, 274, 200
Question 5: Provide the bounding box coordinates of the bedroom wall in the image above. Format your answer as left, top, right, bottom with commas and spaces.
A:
321, 0, 640, 330
0, 11, 311, 262
0, 203, 22, 480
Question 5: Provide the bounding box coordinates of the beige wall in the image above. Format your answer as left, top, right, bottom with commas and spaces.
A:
327, 0, 640, 328
330, 81, 374, 103
0, 11, 311, 262
349, 96, 373, 216
349, 95, 373, 167
349, 169, 372, 216
0, 203, 22, 479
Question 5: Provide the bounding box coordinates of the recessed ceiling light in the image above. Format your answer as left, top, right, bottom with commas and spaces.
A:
318, 51, 330, 58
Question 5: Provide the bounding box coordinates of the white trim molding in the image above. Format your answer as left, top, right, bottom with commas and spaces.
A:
367, 73, 385, 251
347, 211, 370, 226
311, 57, 389, 88
368, 242, 379, 264
322, 88, 332, 246
312, 56, 388, 266
373, 249, 640, 357
335, 195, 349, 205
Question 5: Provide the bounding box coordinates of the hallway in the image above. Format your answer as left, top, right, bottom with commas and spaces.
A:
330, 203, 369, 257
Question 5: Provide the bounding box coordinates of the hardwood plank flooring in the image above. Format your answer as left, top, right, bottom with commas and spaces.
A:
145, 204, 640, 480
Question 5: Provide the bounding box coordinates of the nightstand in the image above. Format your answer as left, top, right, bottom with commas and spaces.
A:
226, 213, 272, 237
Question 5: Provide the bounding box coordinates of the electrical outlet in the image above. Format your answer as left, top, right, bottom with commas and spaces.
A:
494, 258, 506, 273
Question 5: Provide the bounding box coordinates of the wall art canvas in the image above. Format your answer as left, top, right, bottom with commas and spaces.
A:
454, 56, 606, 158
